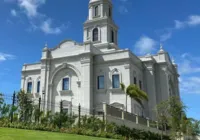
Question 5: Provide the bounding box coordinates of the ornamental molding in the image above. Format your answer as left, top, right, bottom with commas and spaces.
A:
124, 64, 130, 69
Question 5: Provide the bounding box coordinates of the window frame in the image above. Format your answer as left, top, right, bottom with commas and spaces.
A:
111, 29, 114, 43
97, 75, 105, 89
112, 74, 120, 89
94, 5, 99, 17
27, 82, 32, 93
37, 81, 40, 93
93, 28, 99, 42
109, 7, 112, 17
62, 77, 70, 91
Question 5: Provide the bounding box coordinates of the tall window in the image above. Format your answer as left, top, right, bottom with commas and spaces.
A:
111, 30, 114, 43
112, 74, 120, 88
27, 82, 32, 93
98, 75, 104, 89
139, 80, 142, 89
37, 81, 40, 93
62, 78, 69, 91
134, 77, 137, 85
93, 28, 98, 41
94, 6, 99, 17
87, 28, 89, 39
109, 7, 112, 17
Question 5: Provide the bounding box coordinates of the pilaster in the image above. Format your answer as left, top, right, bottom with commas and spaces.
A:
124, 63, 131, 112
80, 54, 93, 112
21, 75, 25, 90
145, 62, 157, 120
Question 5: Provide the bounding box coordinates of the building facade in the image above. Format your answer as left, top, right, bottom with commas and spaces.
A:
21, 0, 180, 120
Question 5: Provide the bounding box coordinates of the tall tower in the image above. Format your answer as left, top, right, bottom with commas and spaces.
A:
83, 0, 119, 51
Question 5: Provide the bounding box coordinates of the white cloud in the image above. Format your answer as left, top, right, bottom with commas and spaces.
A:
180, 77, 200, 94
160, 32, 172, 42
40, 19, 63, 35
158, 14, 200, 42
18, 0, 46, 18
134, 36, 157, 55
188, 15, 200, 26
5, 0, 69, 35
0, 53, 15, 62
11, 9, 17, 17
174, 15, 200, 29
174, 20, 185, 29
176, 53, 200, 94
179, 53, 200, 75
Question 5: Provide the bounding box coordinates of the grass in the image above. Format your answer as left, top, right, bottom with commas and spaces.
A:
0, 128, 113, 140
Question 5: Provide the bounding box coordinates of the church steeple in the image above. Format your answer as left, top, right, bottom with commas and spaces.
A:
83, 0, 119, 51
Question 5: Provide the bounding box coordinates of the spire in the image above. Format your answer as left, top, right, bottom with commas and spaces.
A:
43, 42, 48, 52
172, 58, 176, 65
158, 43, 165, 54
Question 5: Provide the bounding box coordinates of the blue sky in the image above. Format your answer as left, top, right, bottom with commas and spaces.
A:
0, 0, 200, 120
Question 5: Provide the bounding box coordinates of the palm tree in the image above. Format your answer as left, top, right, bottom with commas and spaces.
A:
120, 83, 148, 112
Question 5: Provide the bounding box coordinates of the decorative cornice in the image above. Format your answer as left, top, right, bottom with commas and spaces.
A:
124, 64, 130, 69
49, 40, 83, 51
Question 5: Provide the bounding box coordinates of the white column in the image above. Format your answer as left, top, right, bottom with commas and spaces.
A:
100, 4, 103, 17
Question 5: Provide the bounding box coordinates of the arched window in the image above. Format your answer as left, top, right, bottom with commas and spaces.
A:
93, 28, 98, 42
94, 6, 99, 17
27, 78, 33, 93
37, 81, 40, 93
111, 68, 121, 89
111, 30, 114, 43
109, 7, 112, 17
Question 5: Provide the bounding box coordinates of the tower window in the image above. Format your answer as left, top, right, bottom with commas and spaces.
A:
93, 28, 98, 41
109, 7, 112, 17
94, 6, 99, 17
111, 30, 114, 43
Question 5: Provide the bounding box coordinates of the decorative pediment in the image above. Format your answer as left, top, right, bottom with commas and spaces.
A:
50, 40, 83, 51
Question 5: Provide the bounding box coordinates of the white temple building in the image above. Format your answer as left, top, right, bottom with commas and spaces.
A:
21, 0, 180, 120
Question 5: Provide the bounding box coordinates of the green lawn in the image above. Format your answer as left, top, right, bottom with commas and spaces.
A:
0, 128, 113, 140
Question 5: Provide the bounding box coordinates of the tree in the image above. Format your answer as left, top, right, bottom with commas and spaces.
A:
0, 93, 4, 118
120, 83, 148, 112
155, 99, 170, 140
0, 93, 4, 106
155, 96, 186, 140
182, 117, 200, 139
33, 105, 43, 123
17, 90, 33, 122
